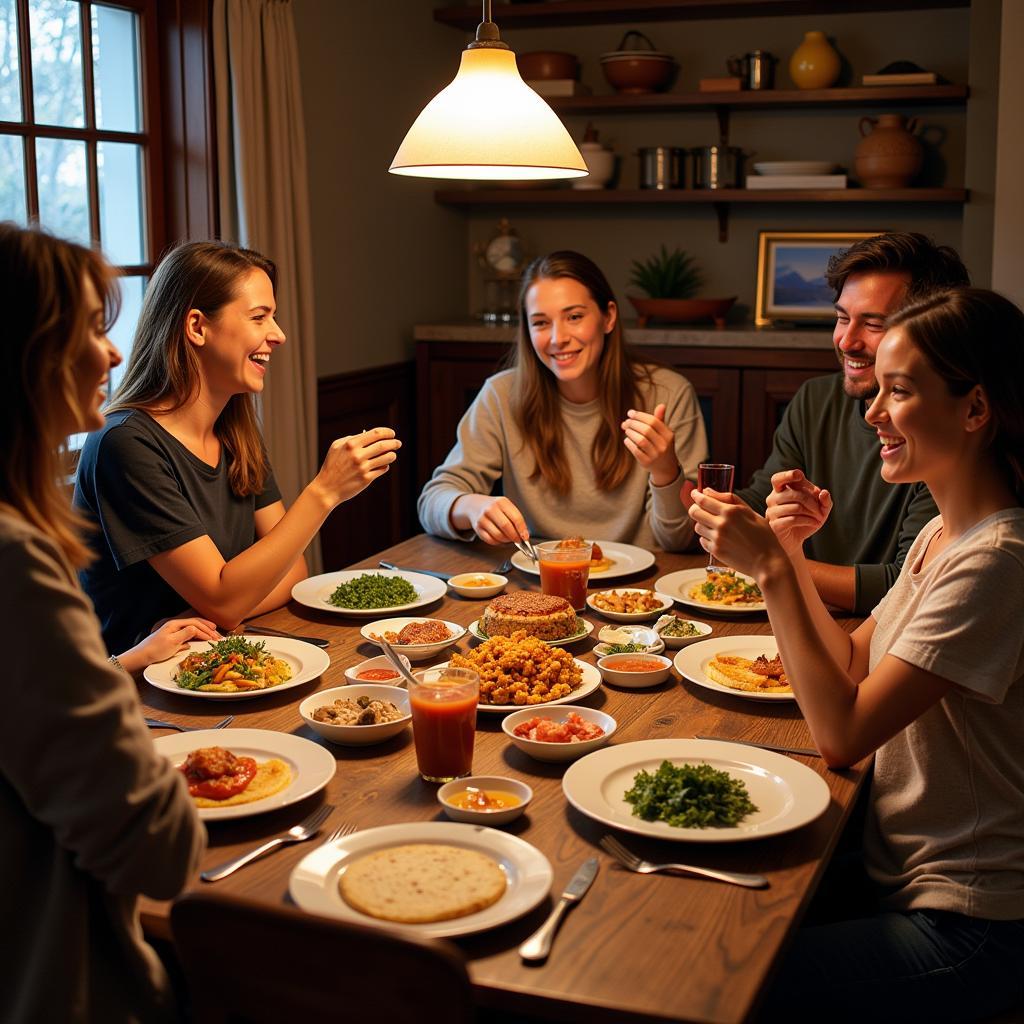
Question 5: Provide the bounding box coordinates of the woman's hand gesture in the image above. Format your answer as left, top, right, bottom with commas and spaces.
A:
622, 403, 679, 486
765, 470, 833, 556
452, 494, 530, 546
687, 488, 783, 579
315, 427, 402, 507
117, 617, 222, 673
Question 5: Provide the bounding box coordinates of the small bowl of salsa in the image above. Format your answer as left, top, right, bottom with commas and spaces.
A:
343, 653, 411, 687
437, 775, 532, 825
501, 705, 616, 763
596, 652, 673, 689
447, 572, 508, 599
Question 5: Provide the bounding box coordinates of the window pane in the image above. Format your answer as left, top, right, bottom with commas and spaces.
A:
30, 0, 84, 128
0, 134, 26, 221
0, 0, 22, 121
92, 4, 140, 131
98, 141, 145, 263
108, 273, 144, 392
37, 136, 89, 243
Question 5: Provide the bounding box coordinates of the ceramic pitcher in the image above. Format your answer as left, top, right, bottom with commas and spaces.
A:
855, 114, 923, 188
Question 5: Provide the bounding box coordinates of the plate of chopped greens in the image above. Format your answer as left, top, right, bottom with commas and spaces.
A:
291, 569, 447, 617
144, 636, 330, 699
562, 739, 829, 841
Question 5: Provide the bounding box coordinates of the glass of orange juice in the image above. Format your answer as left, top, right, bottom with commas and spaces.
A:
408, 667, 479, 782
535, 539, 592, 611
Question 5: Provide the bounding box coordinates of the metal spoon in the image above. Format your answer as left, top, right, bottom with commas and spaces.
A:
377, 636, 418, 689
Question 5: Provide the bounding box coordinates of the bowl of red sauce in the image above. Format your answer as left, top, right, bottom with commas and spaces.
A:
596, 652, 673, 689
501, 705, 616, 762
343, 653, 411, 687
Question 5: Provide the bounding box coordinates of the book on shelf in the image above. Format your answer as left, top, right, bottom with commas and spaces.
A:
525, 79, 591, 97
746, 174, 848, 189
698, 76, 743, 92
862, 71, 938, 85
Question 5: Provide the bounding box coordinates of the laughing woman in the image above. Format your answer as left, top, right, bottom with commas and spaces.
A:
75, 241, 401, 652
1, 223, 205, 1021
418, 250, 708, 550
689, 288, 1024, 1023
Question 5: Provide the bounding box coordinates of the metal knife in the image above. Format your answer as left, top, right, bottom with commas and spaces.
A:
519, 857, 599, 962
695, 734, 820, 758
239, 625, 330, 649
378, 560, 453, 582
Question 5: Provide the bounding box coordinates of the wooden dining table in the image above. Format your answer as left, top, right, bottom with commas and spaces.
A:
138, 534, 869, 1024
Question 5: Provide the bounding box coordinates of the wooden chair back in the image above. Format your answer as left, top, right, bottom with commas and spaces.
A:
170, 891, 475, 1024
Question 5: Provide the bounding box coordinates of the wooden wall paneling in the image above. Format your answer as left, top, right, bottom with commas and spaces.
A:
317, 362, 415, 569
666, 365, 741, 469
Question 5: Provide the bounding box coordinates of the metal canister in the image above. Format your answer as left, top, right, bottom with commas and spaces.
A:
690, 145, 744, 189
638, 147, 685, 189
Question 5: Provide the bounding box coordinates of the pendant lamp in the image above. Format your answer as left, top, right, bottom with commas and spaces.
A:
389, 1, 588, 181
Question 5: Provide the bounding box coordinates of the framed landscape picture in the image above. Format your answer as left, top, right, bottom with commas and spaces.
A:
754, 231, 881, 327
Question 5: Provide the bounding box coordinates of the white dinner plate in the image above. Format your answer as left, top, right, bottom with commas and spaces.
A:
468, 617, 594, 646
291, 569, 447, 617
436, 658, 602, 714
153, 728, 336, 822
674, 635, 795, 702
562, 739, 829, 842
586, 588, 675, 622
289, 821, 553, 938
753, 161, 837, 176
655, 568, 767, 614
143, 638, 330, 700
511, 540, 656, 581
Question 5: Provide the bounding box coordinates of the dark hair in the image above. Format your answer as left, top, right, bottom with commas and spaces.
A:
0, 221, 120, 569
887, 287, 1024, 503
507, 250, 652, 494
826, 232, 969, 305
109, 240, 276, 497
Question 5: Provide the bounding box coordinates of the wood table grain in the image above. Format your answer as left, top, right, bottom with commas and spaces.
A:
138, 535, 868, 1024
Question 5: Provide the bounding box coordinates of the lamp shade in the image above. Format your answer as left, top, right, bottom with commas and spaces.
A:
389, 47, 588, 180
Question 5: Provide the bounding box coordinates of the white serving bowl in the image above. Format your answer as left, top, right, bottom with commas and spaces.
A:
437, 775, 533, 825
447, 572, 508, 599
652, 614, 713, 649
299, 684, 410, 746
359, 617, 466, 662
596, 652, 673, 689
586, 588, 674, 622
501, 705, 616, 763
343, 653, 411, 687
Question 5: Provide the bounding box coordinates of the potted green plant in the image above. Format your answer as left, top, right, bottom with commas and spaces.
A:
627, 245, 735, 327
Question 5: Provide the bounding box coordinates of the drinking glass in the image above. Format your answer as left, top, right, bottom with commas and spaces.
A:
535, 539, 592, 611
408, 666, 479, 782
698, 462, 735, 571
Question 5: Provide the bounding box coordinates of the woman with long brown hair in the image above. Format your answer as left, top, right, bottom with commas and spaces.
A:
418, 251, 707, 549
0, 222, 206, 1020
75, 240, 401, 652
689, 288, 1024, 1022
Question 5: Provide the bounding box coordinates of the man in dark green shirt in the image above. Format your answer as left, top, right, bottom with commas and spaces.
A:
734, 233, 970, 615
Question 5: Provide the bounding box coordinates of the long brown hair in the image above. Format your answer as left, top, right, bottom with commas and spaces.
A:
887, 287, 1024, 504
508, 251, 652, 495
109, 240, 276, 497
0, 222, 120, 569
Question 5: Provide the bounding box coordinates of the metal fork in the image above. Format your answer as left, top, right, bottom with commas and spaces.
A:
200, 804, 335, 882
599, 834, 769, 889
318, 822, 358, 847
144, 714, 234, 732
491, 556, 513, 575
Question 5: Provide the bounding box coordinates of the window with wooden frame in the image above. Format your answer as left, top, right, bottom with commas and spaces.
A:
0, 0, 166, 403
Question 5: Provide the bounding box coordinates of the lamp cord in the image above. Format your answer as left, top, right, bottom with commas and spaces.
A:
471, 0, 507, 49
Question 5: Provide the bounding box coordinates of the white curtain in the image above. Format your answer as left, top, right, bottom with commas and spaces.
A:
212, 0, 322, 571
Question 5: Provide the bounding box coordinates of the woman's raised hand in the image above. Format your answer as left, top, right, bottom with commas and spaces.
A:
117, 616, 222, 673
621, 403, 679, 486
765, 469, 833, 556
315, 427, 401, 506
688, 487, 782, 579
452, 494, 530, 546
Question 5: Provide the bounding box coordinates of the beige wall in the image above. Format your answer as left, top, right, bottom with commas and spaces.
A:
292, 0, 467, 377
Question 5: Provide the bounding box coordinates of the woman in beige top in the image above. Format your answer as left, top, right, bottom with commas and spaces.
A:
689, 288, 1024, 1022
0, 223, 207, 1022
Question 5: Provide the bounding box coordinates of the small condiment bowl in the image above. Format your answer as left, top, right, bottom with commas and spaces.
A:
299, 684, 411, 746
359, 617, 466, 662
596, 652, 673, 689
501, 705, 616, 763
447, 572, 508, 599
653, 614, 713, 649
344, 653, 411, 686
437, 775, 532, 825
594, 624, 664, 657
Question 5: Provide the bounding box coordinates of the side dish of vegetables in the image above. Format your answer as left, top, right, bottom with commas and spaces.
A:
174, 636, 292, 693
624, 760, 758, 828
328, 573, 418, 609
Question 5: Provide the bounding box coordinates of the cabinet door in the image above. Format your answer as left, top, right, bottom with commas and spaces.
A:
671, 365, 741, 472
740, 368, 832, 482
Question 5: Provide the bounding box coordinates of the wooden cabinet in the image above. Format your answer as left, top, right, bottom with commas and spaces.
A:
416, 339, 837, 488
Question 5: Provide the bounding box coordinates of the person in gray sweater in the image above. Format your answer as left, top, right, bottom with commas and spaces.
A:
418, 251, 708, 551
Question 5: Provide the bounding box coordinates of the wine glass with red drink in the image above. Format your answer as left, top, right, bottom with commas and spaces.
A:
697, 463, 735, 571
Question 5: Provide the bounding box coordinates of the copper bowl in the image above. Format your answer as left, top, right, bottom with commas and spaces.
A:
600, 53, 675, 94
517, 51, 578, 81
628, 296, 736, 328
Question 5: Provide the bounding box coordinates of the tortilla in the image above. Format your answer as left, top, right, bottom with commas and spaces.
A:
190, 758, 292, 808
339, 843, 507, 923
706, 654, 792, 694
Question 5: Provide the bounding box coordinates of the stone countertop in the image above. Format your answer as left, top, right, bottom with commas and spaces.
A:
414, 320, 834, 350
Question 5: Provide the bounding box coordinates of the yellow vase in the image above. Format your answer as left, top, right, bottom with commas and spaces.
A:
789, 30, 840, 90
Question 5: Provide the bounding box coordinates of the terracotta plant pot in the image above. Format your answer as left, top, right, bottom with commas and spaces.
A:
628, 296, 736, 328
517, 51, 578, 81
855, 114, 923, 188
788, 30, 840, 90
